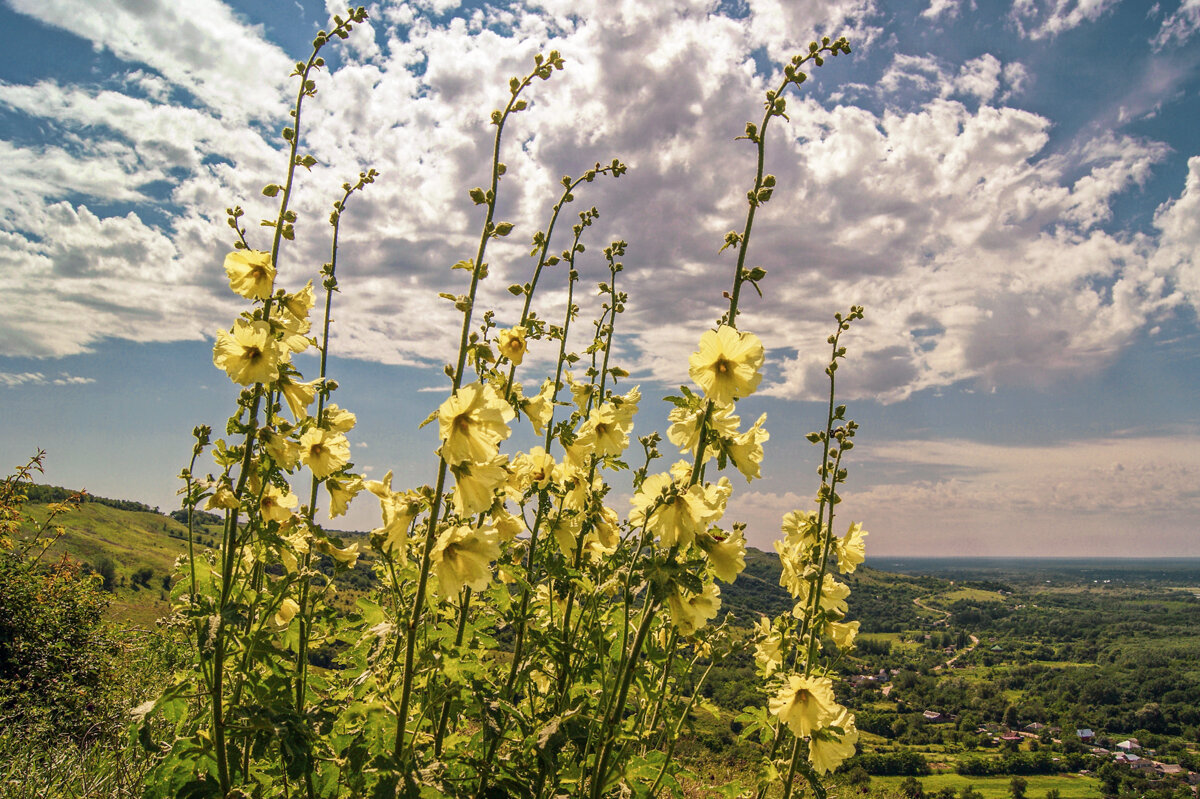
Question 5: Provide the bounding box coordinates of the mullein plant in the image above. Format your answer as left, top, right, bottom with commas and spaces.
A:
144, 8, 861, 797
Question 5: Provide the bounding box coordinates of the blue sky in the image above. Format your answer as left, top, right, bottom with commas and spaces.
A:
1, 0, 1198, 556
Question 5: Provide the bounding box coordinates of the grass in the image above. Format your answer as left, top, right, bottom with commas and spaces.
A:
942, 588, 1008, 603
871, 772, 1101, 798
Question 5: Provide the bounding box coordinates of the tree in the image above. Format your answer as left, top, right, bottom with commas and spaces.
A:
1010, 775, 1028, 799
900, 776, 925, 798
94, 554, 117, 592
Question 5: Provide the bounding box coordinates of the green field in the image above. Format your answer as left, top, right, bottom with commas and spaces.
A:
872, 773, 1101, 798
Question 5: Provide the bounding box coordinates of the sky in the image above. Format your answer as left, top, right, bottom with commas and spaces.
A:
1, 0, 1198, 557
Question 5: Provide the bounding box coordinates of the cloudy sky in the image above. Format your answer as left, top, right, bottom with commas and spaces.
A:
1, 0, 1198, 557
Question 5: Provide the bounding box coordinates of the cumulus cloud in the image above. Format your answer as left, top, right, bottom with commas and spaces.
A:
0, 0, 1193, 407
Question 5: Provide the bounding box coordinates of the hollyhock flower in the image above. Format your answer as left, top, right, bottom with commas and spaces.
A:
769, 675, 837, 738
729, 413, 769, 481
666, 581, 721, 636
497, 326, 529, 365
224, 249, 275, 300
213, 319, 283, 385
450, 456, 509, 517
432, 524, 500, 596
809, 707, 859, 774
698, 527, 746, 583
299, 427, 350, 479
688, 325, 764, 405
836, 522, 867, 574
438, 382, 515, 465
365, 471, 423, 560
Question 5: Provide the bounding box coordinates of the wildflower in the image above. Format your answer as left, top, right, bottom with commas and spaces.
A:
809, 707, 859, 774
729, 413, 769, 481
323, 403, 356, 434
224, 249, 275, 300
584, 505, 621, 559
278, 523, 310, 573
273, 597, 300, 628
450, 455, 509, 517
629, 473, 716, 549
432, 524, 500, 596
278, 376, 318, 420
836, 521, 867, 574
687, 325, 764, 405
262, 428, 300, 470
666, 581, 721, 636
257, 481, 298, 524
564, 371, 593, 413
781, 509, 820, 548
512, 447, 555, 493
574, 402, 632, 459
826, 619, 860, 651
325, 475, 363, 519
666, 403, 738, 458
280, 281, 315, 323
769, 675, 838, 738
205, 480, 238, 511
490, 500, 524, 542
520, 378, 555, 435
549, 511, 583, 558
698, 526, 746, 583
775, 535, 815, 599
754, 617, 784, 678
438, 382, 515, 465
317, 538, 360, 569
497, 326, 529, 365
213, 319, 283, 385
299, 427, 350, 479
366, 472, 423, 560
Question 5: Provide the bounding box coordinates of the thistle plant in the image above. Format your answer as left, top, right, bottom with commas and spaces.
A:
144, 10, 866, 798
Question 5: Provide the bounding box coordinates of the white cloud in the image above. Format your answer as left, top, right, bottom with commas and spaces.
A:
1011, 0, 1121, 40
922, 0, 964, 20
0, 371, 96, 387
0, 0, 1192, 406
6, 0, 292, 123
1152, 0, 1200, 48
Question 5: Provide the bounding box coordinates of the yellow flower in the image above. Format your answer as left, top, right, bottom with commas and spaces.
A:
818, 574, 851, 618
666, 581, 721, 636
205, 482, 239, 511
769, 675, 838, 738
213, 319, 283, 385
257, 481, 298, 524
325, 476, 363, 519
809, 707, 859, 774
520, 378, 555, 435
262, 429, 300, 470
278, 376, 318, 420
497, 326, 529, 365
754, 617, 785, 678
299, 428, 350, 479
564, 371, 593, 413
272, 597, 300, 628
629, 473, 716, 549
278, 524, 310, 573
365, 471, 423, 560
323, 403, 356, 434
775, 535, 815, 599
432, 524, 500, 596
729, 412, 769, 481
836, 522, 867, 574
281, 280, 315, 322
512, 447, 555, 493
584, 505, 622, 559
782, 509, 821, 549
317, 538, 360, 569
437, 382, 515, 465
491, 500, 524, 542
826, 619, 860, 651
698, 527, 746, 583
666, 403, 738, 458
224, 249, 275, 300
687, 325, 764, 405
549, 511, 583, 558
450, 456, 509, 517
574, 402, 632, 459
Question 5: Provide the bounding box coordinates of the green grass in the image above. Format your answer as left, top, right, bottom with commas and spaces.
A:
941, 588, 1007, 603
871, 772, 1100, 798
